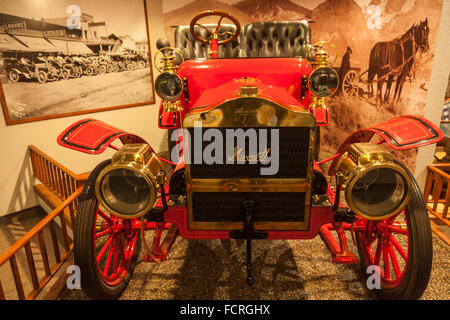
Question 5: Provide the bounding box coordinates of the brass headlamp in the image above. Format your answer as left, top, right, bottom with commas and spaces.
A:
335, 143, 411, 220
306, 41, 339, 109
95, 143, 167, 219
154, 47, 184, 112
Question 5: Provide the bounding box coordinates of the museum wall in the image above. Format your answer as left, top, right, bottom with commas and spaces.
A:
415, 0, 450, 187
0, 0, 449, 217
0, 0, 167, 216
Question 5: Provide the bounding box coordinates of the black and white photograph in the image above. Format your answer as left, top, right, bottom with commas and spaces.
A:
0, 0, 154, 125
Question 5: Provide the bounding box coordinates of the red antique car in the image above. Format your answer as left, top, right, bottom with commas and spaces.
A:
57, 11, 442, 300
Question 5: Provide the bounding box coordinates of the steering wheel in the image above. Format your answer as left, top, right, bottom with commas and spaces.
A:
189, 10, 240, 53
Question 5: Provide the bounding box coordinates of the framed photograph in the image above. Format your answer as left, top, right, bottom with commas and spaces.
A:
0, 0, 154, 125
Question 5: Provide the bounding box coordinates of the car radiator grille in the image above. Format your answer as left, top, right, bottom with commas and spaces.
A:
185, 127, 313, 229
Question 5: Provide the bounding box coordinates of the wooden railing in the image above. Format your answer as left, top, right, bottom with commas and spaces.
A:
0, 189, 82, 300
29, 145, 89, 227
424, 163, 450, 228
0, 146, 89, 300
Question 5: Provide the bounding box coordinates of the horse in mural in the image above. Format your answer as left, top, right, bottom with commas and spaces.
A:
367, 18, 430, 105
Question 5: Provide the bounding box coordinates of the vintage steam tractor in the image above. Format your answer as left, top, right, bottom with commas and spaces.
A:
57, 11, 442, 300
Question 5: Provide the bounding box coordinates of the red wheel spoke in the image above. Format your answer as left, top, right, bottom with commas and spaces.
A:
95, 228, 111, 239
386, 226, 408, 235
97, 209, 112, 225
118, 235, 126, 262
390, 234, 407, 260
112, 240, 120, 277
382, 243, 391, 280
103, 239, 115, 277
374, 239, 382, 266
96, 236, 113, 263
388, 242, 402, 279
125, 234, 137, 261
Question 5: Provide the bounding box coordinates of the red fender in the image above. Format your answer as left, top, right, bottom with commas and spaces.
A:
57, 118, 147, 154
328, 115, 443, 175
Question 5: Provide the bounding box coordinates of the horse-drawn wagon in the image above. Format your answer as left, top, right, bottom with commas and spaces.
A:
339, 19, 430, 105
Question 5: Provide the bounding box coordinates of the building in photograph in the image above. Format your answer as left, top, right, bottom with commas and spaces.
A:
0, 12, 93, 57
44, 12, 117, 54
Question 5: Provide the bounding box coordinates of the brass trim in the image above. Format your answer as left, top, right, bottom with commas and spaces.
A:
335, 142, 412, 221
182, 96, 315, 231
184, 127, 315, 231
183, 97, 316, 128
191, 178, 307, 193
307, 67, 340, 98
95, 144, 167, 219
344, 161, 411, 221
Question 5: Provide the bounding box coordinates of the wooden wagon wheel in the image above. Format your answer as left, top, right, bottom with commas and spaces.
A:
342, 70, 359, 98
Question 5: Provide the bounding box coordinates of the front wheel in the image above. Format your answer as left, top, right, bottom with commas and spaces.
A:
8, 70, 20, 82
355, 161, 432, 299
99, 65, 107, 74
61, 69, 70, 80
74, 160, 141, 300
36, 71, 48, 84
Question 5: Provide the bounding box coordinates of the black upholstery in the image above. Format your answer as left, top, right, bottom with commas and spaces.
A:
240, 21, 311, 58
174, 24, 240, 59
173, 21, 311, 59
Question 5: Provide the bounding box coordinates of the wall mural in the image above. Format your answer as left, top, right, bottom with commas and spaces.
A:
162, 0, 444, 172
0, 0, 154, 125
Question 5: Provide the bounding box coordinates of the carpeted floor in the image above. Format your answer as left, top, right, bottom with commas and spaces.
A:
59, 231, 449, 300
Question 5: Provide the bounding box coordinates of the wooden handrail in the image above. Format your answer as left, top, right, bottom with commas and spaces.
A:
424, 164, 450, 228
427, 165, 450, 181
28, 145, 89, 202
0, 187, 82, 300
0, 188, 81, 268
29, 145, 78, 180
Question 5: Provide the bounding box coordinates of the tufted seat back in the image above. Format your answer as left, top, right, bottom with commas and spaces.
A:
173, 21, 311, 59
240, 21, 311, 58
174, 24, 240, 59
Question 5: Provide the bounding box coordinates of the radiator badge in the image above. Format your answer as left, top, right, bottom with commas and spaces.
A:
170, 121, 280, 176
227, 147, 271, 163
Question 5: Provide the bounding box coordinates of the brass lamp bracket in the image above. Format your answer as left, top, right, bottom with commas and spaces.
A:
306, 41, 339, 110
154, 47, 185, 113
307, 41, 338, 68
154, 47, 184, 74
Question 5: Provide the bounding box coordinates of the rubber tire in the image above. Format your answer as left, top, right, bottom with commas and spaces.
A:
62, 69, 70, 80
9, 70, 20, 82
356, 161, 433, 300
99, 65, 107, 74
37, 71, 47, 84
74, 160, 141, 300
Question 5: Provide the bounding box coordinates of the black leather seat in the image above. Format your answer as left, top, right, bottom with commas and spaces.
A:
173, 21, 311, 59
174, 24, 240, 59
240, 21, 311, 58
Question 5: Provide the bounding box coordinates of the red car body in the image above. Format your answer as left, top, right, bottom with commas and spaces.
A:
57, 12, 443, 300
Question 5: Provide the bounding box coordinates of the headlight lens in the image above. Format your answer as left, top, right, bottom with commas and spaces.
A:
98, 167, 155, 217
347, 166, 409, 220
155, 72, 183, 101
308, 66, 339, 97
